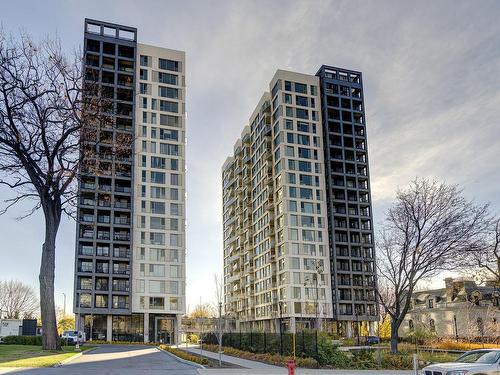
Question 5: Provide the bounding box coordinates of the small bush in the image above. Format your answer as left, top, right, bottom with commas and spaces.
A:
202, 343, 318, 368
3, 336, 41, 345
159, 345, 209, 366
317, 335, 350, 367
381, 352, 413, 369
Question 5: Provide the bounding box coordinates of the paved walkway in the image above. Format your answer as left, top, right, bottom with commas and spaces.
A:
198, 370, 414, 375
182, 346, 281, 369
181, 347, 413, 375
0, 345, 199, 375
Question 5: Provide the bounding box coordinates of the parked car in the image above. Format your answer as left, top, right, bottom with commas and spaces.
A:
61, 330, 85, 345
421, 349, 500, 375
366, 336, 380, 345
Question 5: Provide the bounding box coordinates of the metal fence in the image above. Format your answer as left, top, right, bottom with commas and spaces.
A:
203, 330, 320, 358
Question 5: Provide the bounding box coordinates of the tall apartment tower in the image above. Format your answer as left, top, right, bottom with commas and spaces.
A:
222, 67, 377, 336
316, 66, 378, 336
73, 19, 186, 343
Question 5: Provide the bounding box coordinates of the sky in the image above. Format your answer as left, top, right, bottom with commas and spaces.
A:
0, 0, 499, 315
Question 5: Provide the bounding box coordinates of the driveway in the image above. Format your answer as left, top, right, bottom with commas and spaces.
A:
0, 345, 200, 375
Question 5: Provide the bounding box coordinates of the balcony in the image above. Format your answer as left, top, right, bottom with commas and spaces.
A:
97, 231, 110, 240
81, 182, 95, 190
115, 185, 131, 193
114, 201, 131, 209
113, 232, 130, 241
113, 248, 130, 258
114, 217, 130, 225
97, 216, 111, 224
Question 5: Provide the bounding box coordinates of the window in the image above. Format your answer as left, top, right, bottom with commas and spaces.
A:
158, 58, 179, 72
151, 156, 166, 169
149, 264, 165, 277
408, 320, 414, 332
140, 69, 148, 80
150, 201, 165, 214
95, 295, 108, 308
427, 298, 434, 309
150, 216, 165, 229
296, 95, 308, 106
158, 86, 179, 99
150, 171, 165, 183
295, 82, 307, 94
150, 280, 165, 293
151, 186, 166, 198
78, 277, 92, 290
160, 143, 179, 156
150, 248, 166, 261
171, 174, 180, 185
79, 293, 91, 308
140, 55, 150, 67
429, 319, 436, 332
158, 72, 177, 85
171, 203, 180, 216
159, 100, 178, 113
149, 297, 165, 309
150, 232, 165, 245
160, 114, 180, 127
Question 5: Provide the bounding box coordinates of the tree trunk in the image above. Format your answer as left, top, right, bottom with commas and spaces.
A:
390, 316, 400, 353
39, 203, 61, 350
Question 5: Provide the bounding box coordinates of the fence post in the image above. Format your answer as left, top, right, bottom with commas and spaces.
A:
250, 331, 253, 348
264, 331, 267, 353
315, 329, 319, 361
239, 329, 242, 349
302, 330, 305, 356
413, 353, 418, 375
280, 330, 283, 355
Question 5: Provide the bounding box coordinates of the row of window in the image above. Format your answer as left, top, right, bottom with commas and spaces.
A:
140, 55, 181, 73
138, 263, 183, 278
78, 293, 129, 309
138, 296, 181, 310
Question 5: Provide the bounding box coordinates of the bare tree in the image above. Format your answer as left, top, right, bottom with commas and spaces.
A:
214, 274, 224, 367
0, 32, 109, 349
376, 178, 490, 353
464, 218, 500, 286
0, 280, 39, 319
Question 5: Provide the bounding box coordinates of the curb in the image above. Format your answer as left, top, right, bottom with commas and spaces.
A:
157, 347, 205, 369
54, 346, 98, 367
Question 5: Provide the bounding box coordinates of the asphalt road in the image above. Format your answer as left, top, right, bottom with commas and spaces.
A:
0, 345, 200, 375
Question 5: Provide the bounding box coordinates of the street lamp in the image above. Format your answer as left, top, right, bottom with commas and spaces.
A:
62, 293, 66, 316
278, 300, 284, 355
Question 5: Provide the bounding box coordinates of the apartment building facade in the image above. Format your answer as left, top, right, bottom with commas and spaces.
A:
73, 19, 186, 343
222, 67, 377, 336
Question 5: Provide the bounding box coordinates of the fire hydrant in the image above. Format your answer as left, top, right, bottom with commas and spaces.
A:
287, 359, 295, 375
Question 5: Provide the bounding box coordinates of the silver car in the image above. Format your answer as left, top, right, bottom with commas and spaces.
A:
422, 349, 500, 375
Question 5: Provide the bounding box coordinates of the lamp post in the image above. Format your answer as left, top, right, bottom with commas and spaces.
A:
218, 302, 222, 368
278, 300, 284, 355
62, 293, 66, 316
75, 294, 80, 351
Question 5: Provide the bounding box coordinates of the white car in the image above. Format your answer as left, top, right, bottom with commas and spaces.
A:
61, 330, 85, 345
422, 349, 500, 375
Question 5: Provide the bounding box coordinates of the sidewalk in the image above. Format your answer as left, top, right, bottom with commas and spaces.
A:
181, 346, 281, 369
197, 369, 414, 374
179, 346, 414, 375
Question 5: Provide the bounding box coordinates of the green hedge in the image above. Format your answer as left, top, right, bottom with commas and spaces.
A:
2, 335, 66, 346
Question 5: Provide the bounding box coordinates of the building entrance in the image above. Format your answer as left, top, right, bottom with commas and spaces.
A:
155, 317, 174, 344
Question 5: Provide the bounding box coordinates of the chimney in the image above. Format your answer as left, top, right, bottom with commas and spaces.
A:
444, 277, 454, 302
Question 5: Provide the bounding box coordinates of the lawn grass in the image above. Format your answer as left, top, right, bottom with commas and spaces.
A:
0, 345, 92, 367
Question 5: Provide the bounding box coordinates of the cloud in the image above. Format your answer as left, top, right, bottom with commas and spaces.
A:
0, 0, 499, 310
